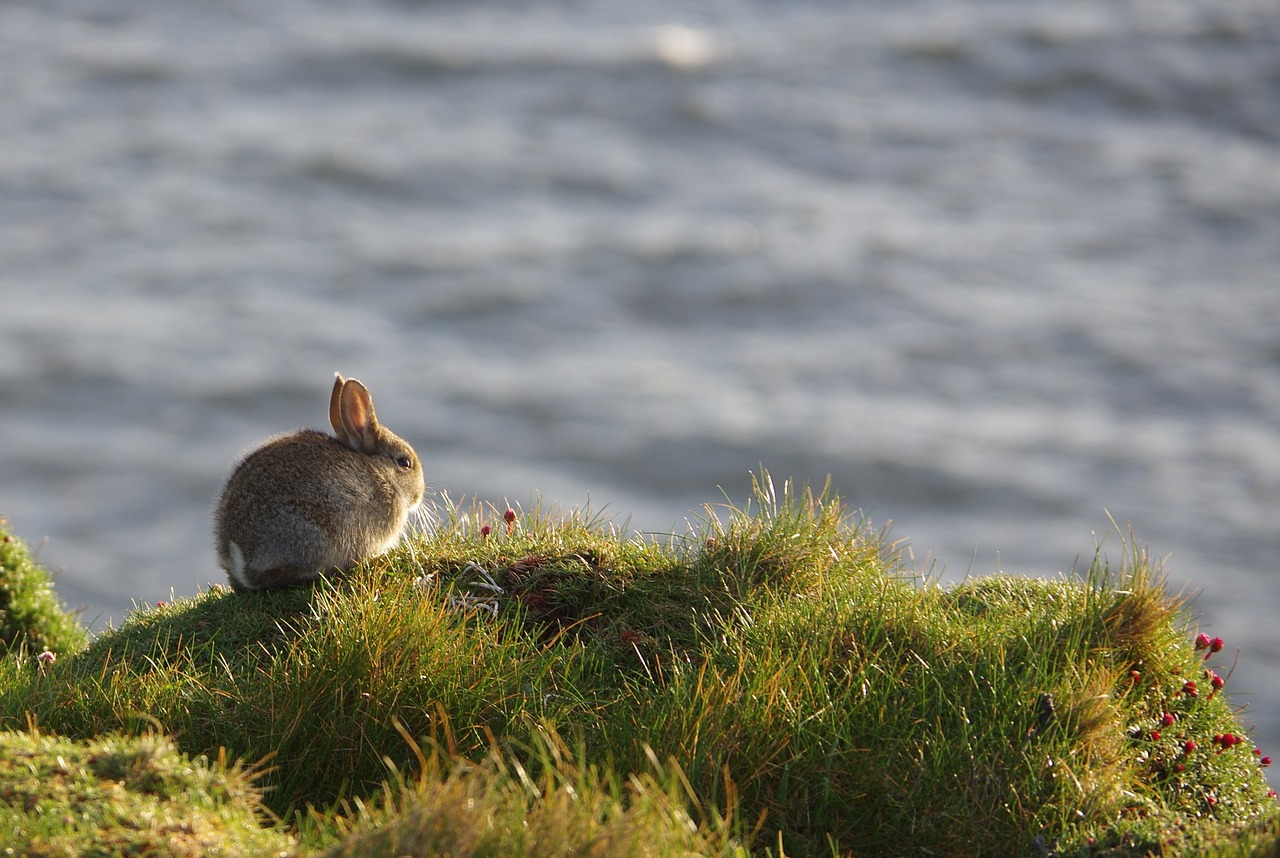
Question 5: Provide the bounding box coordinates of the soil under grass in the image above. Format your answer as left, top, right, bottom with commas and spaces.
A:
1, 478, 1277, 856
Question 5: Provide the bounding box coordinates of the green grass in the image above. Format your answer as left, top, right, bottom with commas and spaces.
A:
1, 475, 1277, 856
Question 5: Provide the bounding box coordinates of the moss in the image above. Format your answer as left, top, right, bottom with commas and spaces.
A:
0, 517, 87, 656
0, 730, 294, 857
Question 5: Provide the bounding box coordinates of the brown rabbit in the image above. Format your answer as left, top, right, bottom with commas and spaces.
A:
215, 373, 424, 592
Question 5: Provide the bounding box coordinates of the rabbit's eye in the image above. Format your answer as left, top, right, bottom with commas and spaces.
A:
395, 455, 414, 469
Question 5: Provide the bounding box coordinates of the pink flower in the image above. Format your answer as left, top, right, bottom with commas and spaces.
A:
37, 650, 56, 667
1206, 795, 1218, 807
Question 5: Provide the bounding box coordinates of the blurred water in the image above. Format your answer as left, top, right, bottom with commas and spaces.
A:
2, 0, 1278, 767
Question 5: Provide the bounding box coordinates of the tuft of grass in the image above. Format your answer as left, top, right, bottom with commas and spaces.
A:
319, 726, 747, 858
0, 472, 1277, 856
0, 517, 88, 656
0, 729, 294, 857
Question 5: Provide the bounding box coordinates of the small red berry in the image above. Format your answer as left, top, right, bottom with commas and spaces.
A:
1263, 756, 1273, 767
1151, 730, 1162, 741
1183, 680, 1198, 697
1183, 740, 1197, 755
1195, 633, 1211, 650
1160, 713, 1176, 728
1268, 790, 1277, 798
480, 524, 491, 539
504, 508, 516, 523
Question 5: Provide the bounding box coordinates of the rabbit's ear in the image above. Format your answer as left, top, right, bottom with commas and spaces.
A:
338, 379, 380, 453
330, 373, 349, 445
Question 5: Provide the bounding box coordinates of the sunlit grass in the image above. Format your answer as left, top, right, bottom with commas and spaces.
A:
0, 729, 293, 857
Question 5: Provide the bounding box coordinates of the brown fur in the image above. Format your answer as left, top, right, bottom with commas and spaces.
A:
214, 374, 424, 592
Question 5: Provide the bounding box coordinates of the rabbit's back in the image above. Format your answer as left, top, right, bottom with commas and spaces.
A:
216, 430, 418, 591
214, 374, 425, 593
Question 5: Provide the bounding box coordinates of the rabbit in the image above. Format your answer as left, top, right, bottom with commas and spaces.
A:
215, 373, 425, 592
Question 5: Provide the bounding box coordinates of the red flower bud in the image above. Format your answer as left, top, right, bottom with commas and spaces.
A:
1151, 730, 1162, 741
480, 524, 491, 539
1160, 713, 1176, 728
1195, 633, 1211, 650
1182, 740, 1196, 755
1183, 680, 1198, 697
1263, 756, 1273, 767
1214, 733, 1241, 750
504, 508, 517, 523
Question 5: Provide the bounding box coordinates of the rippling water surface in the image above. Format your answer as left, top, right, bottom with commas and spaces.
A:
2, 0, 1279, 764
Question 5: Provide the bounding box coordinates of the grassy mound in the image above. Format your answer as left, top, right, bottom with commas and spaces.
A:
1, 477, 1277, 856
